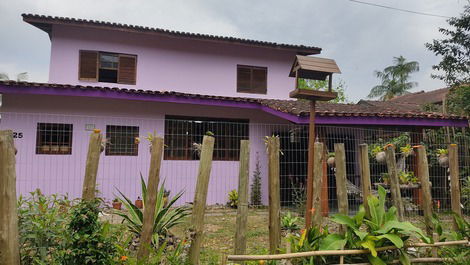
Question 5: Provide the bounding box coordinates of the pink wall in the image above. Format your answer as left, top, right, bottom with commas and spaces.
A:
49, 25, 297, 99
2, 94, 291, 205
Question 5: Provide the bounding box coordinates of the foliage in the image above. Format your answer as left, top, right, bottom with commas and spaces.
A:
399, 144, 413, 157
447, 85, 470, 117
368, 134, 411, 158
115, 239, 190, 265
425, 4, 470, 86
297, 78, 350, 103
432, 214, 470, 265
327, 152, 335, 158
331, 186, 430, 264
250, 153, 262, 206
421, 102, 442, 113
368, 56, 419, 101
398, 171, 418, 185
436, 148, 449, 155
17, 190, 72, 265
0, 72, 28, 81
281, 212, 300, 232
116, 174, 191, 241
57, 199, 118, 265
286, 226, 345, 264
291, 181, 307, 214
462, 176, 470, 214
227, 189, 239, 208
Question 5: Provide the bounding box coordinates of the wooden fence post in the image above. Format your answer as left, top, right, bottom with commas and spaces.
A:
0, 130, 20, 265
415, 145, 434, 239
312, 142, 324, 227
334, 143, 348, 233
385, 145, 404, 221
82, 130, 103, 200
267, 137, 281, 254
188, 135, 215, 265
359, 144, 372, 218
137, 137, 164, 263
234, 140, 250, 257
448, 144, 462, 230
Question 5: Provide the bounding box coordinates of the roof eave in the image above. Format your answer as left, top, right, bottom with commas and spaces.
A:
22, 14, 322, 55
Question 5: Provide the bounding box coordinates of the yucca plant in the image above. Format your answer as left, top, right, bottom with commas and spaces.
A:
115, 175, 191, 241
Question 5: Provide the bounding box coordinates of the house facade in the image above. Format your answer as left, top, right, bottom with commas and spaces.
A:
0, 14, 467, 207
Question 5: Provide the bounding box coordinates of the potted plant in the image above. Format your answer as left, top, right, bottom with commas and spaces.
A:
400, 144, 413, 157
135, 196, 143, 209
437, 149, 449, 167
227, 190, 238, 208
59, 145, 70, 153
112, 198, 122, 210
372, 145, 386, 164
327, 152, 335, 168
163, 189, 170, 207
381, 173, 390, 185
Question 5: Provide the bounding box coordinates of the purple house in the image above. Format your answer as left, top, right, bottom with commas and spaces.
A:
0, 14, 467, 206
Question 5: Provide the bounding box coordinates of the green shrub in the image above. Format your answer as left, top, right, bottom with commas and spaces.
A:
227, 189, 239, 208
281, 212, 300, 232
250, 153, 262, 206
17, 190, 72, 265
116, 175, 191, 242
57, 199, 118, 265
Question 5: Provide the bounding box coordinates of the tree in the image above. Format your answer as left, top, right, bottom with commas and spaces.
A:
0, 72, 29, 81
447, 85, 470, 117
297, 78, 349, 103
368, 56, 419, 101
426, 4, 470, 86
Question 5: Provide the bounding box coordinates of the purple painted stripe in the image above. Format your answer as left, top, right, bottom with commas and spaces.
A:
0, 84, 467, 127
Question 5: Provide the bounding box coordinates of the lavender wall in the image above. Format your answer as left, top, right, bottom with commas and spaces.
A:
49, 25, 297, 99
2, 94, 290, 205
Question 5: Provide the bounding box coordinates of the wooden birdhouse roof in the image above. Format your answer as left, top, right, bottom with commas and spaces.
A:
289, 55, 341, 80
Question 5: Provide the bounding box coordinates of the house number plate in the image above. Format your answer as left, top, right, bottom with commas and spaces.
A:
13, 132, 23, 138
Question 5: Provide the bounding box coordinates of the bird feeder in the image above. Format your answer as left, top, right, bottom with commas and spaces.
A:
289, 55, 341, 101
289, 55, 341, 229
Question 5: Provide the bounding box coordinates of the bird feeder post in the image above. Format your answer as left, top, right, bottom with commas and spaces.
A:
289, 55, 341, 229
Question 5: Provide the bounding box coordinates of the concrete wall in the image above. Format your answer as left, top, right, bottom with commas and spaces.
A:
2, 94, 290, 205
49, 25, 297, 99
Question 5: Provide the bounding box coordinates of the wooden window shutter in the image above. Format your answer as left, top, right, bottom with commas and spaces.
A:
118, 55, 137, 85
79, 51, 98, 81
252, 68, 267, 93
237, 66, 252, 92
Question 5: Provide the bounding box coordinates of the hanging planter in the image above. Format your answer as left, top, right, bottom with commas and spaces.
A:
112, 199, 122, 210
436, 149, 449, 167
327, 152, 335, 168
375, 151, 387, 164
135, 196, 143, 209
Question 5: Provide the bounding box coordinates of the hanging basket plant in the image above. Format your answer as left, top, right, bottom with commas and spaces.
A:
437, 149, 449, 167
327, 152, 336, 168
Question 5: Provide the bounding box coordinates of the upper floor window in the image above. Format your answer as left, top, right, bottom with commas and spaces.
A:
79, 50, 137, 85
237, 65, 267, 94
36, 123, 73, 155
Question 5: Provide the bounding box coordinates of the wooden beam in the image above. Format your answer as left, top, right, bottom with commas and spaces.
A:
385, 145, 404, 221
415, 145, 434, 239
334, 143, 348, 233
305, 101, 316, 228
188, 135, 215, 265
359, 144, 372, 218
267, 137, 281, 254
448, 144, 462, 230
82, 130, 103, 200
312, 142, 324, 226
234, 140, 250, 256
137, 137, 164, 263
0, 130, 20, 265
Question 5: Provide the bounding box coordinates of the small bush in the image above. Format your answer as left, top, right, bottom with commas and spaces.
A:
250, 153, 262, 206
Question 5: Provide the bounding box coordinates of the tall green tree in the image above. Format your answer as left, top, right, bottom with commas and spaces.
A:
368, 56, 419, 101
426, 4, 470, 86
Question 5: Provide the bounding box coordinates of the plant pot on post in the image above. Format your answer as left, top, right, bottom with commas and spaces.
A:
135, 197, 143, 209
112, 199, 122, 210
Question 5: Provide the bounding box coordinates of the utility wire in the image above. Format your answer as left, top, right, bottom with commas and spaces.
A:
349, 0, 452, 19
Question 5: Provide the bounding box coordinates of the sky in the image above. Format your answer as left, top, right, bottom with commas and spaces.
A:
0, 0, 467, 102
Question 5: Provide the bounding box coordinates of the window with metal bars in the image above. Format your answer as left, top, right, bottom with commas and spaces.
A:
36, 123, 73, 155
164, 116, 249, 161
105, 125, 139, 156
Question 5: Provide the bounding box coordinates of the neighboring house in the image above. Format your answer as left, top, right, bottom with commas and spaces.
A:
389, 88, 449, 106
0, 14, 467, 207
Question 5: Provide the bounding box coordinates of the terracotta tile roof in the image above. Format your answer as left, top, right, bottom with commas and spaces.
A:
0, 81, 466, 121
22, 14, 321, 55
389, 88, 449, 104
